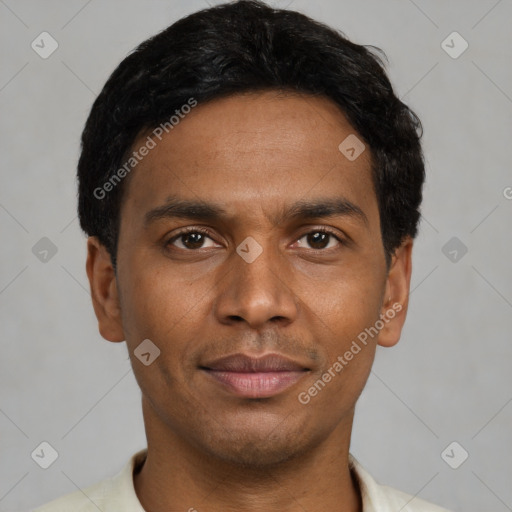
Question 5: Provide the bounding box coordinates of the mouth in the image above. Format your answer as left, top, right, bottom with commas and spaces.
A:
199, 353, 310, 399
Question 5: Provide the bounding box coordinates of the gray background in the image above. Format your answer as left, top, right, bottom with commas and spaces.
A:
1, 1, 511, 511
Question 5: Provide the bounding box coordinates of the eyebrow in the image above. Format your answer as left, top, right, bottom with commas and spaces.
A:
144, 195, 368, 227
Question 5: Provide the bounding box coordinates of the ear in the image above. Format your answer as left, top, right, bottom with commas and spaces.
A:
377, 237, 413, 348
85, 237, 125, 342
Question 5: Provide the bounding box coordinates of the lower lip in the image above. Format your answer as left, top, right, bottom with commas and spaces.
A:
202, 370, 307, 398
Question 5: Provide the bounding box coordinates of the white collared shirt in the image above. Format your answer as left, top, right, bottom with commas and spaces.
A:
32, 449, 452, 511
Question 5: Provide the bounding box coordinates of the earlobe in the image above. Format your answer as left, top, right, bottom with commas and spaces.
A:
377, 237, 413, 348
85, 237, 125, 343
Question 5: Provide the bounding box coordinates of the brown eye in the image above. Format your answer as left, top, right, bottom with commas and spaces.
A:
295, 230, 343, 250
167, 228, 218, 250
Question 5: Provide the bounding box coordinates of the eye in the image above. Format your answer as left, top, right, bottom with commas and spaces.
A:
294, 228, 343, 250
166, 227, 219, 250
165, 227, 344, 252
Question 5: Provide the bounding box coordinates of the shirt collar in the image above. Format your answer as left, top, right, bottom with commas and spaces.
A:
112, 449, 398, 512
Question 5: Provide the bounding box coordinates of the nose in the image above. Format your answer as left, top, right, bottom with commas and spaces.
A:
213, 239, 299, 330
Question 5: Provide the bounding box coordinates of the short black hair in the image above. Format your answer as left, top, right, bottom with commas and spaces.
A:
77, 0, 425, 269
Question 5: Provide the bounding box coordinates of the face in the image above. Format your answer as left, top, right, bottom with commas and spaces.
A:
87, 91, 412, 467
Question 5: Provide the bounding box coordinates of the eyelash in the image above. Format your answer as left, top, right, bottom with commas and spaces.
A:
165, 226, 345, 251
166, 227, 213, 247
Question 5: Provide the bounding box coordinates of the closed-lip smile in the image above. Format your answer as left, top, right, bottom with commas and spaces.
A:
200, 353, 310, 398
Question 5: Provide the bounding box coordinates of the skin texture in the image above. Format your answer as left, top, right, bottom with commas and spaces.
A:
86, 90, 413, 512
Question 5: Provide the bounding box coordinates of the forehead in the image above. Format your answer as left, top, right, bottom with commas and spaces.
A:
121, 91, 378, 227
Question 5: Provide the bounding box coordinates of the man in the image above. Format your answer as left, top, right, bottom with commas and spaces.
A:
33, 1, 452, 510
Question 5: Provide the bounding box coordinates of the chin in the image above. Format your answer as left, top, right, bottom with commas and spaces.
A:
208, 437, 303, 468
196, 417, 320, 469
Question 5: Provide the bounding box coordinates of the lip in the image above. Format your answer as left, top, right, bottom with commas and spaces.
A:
200, 353, 310, 399
202, 353, 308, 372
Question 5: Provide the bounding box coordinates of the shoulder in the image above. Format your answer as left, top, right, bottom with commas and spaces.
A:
31, 478, 112, 512
349, 453, 453, 512
31, 450, 147, 512
377, 484, 452, 512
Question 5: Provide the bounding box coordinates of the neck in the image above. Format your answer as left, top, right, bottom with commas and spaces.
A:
134, 399, 362, 512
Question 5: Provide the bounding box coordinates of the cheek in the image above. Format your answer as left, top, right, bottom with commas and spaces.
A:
118, 268, 195, 402
299, 264, 384, 398
301, 263, 384, 329
118, 260, 215, 383
299, 282, 380, 416
118, 263, 189, 344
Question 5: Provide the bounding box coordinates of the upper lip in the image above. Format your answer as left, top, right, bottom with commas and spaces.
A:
201, 353, 308, 372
